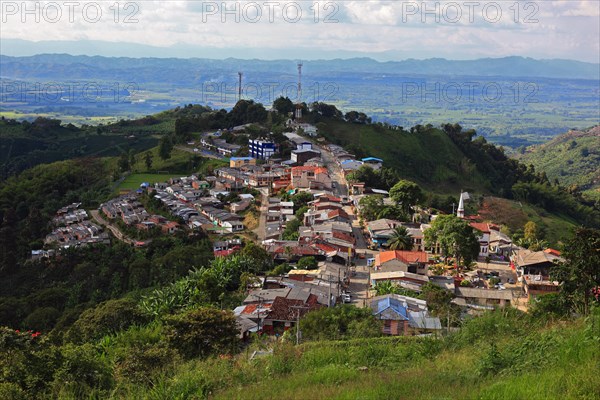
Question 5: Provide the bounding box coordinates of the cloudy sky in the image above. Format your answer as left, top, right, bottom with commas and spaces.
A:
1, 0, 599, 62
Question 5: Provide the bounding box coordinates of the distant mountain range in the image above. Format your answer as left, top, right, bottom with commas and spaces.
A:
1, 52, 599, 80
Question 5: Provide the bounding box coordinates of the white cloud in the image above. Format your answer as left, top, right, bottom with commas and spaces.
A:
0, 1, 598, 62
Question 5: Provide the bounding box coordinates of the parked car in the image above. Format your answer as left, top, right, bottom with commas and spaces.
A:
508, 278, 516, 284
342, 293, 352, 303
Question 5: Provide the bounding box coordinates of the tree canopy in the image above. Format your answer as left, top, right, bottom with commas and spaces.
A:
389, 180, 424, 215
424, 215, 480, 268
551, 227, 600, 315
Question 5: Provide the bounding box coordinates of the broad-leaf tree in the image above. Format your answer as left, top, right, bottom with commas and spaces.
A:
389, 180, 424, 215
424, 214, 480, 269
551, 227, 600, 315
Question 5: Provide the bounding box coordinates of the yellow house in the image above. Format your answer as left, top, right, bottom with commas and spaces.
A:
230, 157, 256, 168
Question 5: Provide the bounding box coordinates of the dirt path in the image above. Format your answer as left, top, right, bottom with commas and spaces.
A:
90, 210, 136, 245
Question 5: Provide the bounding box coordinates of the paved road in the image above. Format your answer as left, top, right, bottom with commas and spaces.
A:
282, 133, 374, 306
174, 145, 224, 160
254, 187, 269, 241
318, 144, 348, 197
317, 146, 377, 306
90, 210, 136, 245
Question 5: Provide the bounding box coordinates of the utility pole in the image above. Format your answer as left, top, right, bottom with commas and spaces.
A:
252, 294, 266, 333
327, 274, 332, 307
337, 268, 341, 297
290, 305, 309, 345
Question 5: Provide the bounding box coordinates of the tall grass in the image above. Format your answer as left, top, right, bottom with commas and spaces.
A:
87, 308, 600, 400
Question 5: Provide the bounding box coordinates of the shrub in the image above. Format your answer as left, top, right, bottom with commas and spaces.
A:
477, 343, 509, 377
65, 298, 148, 343
296, 256, 318, 270
115, 344, 181, 385
299, 305, 381, 341
23, 307, 61, 332
52, 343, 113, 397
164, 307, 239, 359
0, 382, 26, 400
489, 277, 501, 286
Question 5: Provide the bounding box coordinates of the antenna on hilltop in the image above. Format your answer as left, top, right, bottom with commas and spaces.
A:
238, 72, 243, 102
295, 62, 303, 119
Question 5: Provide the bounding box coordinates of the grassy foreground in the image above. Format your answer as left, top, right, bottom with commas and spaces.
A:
106, 308, 600, 400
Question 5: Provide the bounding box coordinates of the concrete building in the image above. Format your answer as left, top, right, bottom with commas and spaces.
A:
250, 139, 276, 160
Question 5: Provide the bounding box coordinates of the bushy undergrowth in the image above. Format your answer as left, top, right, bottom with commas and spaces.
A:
2, 307, 599, 399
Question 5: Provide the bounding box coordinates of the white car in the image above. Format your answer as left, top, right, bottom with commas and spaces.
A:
342, 293, 352, 303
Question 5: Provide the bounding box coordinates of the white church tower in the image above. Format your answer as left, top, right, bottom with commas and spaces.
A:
457, 191, 465, 218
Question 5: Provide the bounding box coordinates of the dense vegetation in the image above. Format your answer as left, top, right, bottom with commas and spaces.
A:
0, 117, 163, 178
0, 158, 112, 271
3, 302, 598, 399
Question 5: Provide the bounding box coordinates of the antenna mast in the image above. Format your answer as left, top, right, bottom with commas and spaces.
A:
295, 62, 303, 119
238, 72, 243, 102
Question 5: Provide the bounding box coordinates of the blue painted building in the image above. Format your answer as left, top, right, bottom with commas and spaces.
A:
250, 139, 276, 160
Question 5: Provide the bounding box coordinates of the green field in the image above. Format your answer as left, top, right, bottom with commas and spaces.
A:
117, 173, 184, 191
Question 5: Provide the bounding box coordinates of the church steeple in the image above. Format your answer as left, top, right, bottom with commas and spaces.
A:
457, 191, 465, 218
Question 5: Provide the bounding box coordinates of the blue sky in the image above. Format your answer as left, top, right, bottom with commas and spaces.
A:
1, 1, 599, 62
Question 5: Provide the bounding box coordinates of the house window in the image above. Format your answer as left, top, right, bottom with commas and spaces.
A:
383, 320, 392, 334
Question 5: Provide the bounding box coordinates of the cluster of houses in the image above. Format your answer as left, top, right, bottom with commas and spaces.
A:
264, 197, 295, 240
100, 194, 180, 234
34, 203, 109, 258
234, 261, 443, 338
264, 194, 356, 263
325, 144, 384, 177
151, 175, 246, 233
150, 176, 247, 234
358, 194, 564, 308
200, 131, 242, 157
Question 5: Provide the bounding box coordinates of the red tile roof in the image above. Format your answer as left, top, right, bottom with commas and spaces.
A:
469, 222, 490, 233
379, 250, 429, 265
332, 231, 356, 244
272, 245, 321, 256
313, 242, 337, 253
241, 303, 273, 315
291, 166, 328, 176
267, 294, 322, 322
544, 248, 562, 256
315, 195, 341, 203
327, 209, 349, 220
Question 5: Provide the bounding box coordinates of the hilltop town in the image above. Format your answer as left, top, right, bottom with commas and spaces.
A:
32, 121, 569, 339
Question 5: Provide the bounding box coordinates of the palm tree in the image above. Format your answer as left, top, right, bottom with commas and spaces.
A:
386, 226, 413, 250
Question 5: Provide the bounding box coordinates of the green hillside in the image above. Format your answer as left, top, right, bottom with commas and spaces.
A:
479, 197, 578, 246
518, 126, 600, 200
317, 120, 489, 192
